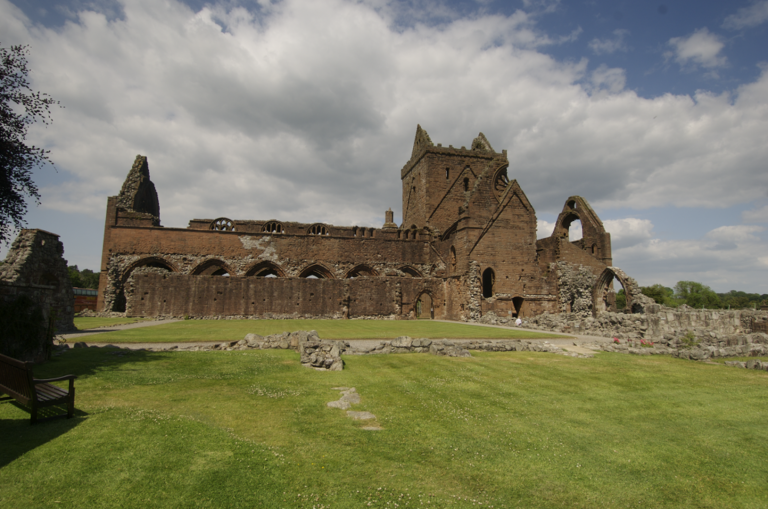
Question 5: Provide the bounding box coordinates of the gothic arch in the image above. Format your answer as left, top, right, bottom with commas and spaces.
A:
191, 259, 234, 276
398, 265, 422, 278
245, 260, 285, 278
344, 264, 378, 278
593, 267, 634, 316
261, 221, 284, 234
113, 257, 178, 312
299, 263, 335, 279
210, 217, 236, 231
415, 290, 434, 319
120, 257, 178, 283
555, 211, 581, 239
307, 224, 329, 235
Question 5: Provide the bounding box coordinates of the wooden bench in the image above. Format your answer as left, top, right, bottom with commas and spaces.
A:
0, 353, 77, 424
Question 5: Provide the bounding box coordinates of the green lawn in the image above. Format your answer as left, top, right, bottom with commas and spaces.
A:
1, 348, 766, 508
83, 319, 566, 343
73, 317, 151, 331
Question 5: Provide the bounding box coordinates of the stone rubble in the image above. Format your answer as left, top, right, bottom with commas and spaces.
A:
326, 387, 379, 427
481, 307, 767, 341
326, 387, 361, 410
582, 332, 768, 364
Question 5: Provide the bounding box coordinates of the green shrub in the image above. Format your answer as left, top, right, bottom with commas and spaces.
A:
679, 331, 699, 349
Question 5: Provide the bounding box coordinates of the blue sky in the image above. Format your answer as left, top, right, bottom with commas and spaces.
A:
2, 0, 767, 293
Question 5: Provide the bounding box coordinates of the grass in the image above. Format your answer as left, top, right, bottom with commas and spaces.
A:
82, 319, 566, 344
73, 317, 150, 330
1, 347, 767, 508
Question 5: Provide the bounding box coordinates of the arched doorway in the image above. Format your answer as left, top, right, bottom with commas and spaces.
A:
415, 292, 433, 319
113, 257, 177, 312
482, 268, 495, 298
593, 267, 634, 316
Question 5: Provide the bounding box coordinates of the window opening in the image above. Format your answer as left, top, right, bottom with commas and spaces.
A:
262, 221, 284, 234
482, 268, 495, 298
308, 224, 328, 235
463, 178, 469, 191
210, 218, 236, 231
512, 297, 524, 318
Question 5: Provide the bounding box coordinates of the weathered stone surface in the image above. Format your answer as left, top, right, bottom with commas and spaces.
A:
429, 341, 472, 358
518, 307, 767, 341
347, 411, 376, 420
327, 400, 351, 410
299, 338, 345, 371
391, 336, 413, 348
0, 229, 76, 336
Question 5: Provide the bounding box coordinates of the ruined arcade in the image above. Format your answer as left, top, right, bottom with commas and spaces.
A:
98, 126, 623, 320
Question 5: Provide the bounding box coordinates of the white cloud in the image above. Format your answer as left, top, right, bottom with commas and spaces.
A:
590, 64, 626, 94
603, 218, 653, 250
588, 29, 628, 55
537, 220, 556, 239
742, 204, 768, 223
667, 28, 727, 69
612, 223, 767, 291
723, 1, 768, 30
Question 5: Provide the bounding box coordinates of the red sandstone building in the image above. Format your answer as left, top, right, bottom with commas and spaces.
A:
98, 126, 615, 320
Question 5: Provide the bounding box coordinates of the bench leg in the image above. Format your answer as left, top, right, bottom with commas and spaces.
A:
67, 388, 75, 418
30, 406, 38, 424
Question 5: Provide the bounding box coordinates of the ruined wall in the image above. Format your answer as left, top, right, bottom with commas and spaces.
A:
117, 155, 160, 223
125, 271, 446, 319
99, 224, 435, 312
522, 307, 768, 340
0, 229, 75, 333
100, 129, 616, 321
555, 262, 598, 313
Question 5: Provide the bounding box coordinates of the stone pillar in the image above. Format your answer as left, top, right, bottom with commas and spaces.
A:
383, 208, 397, 229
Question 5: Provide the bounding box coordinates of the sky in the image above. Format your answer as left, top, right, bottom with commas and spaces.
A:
1, 0, 767, 293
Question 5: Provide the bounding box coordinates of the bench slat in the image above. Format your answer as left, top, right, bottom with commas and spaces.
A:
36, 383, 68, 401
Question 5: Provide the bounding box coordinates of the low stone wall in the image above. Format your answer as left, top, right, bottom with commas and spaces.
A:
68, 330, 592, 360
484, 307, 768, 341
582, 332, 768, 372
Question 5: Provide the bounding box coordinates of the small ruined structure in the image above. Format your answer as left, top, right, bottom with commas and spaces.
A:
0, 229, 75, 360
98, 126, 630, 320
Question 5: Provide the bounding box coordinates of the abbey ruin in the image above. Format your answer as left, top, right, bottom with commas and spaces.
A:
98, 125, 633, 320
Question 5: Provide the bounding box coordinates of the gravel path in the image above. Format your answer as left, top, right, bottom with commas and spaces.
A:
60, 319, 181, 340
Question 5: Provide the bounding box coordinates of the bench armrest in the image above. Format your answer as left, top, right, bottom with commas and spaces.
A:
33, 375, 77, 384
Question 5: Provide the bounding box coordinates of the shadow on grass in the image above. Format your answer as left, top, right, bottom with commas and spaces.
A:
44, 346, 169, 379
0, 404, 87, 468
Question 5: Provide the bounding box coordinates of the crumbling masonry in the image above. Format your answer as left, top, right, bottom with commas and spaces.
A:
98, 126, 629, 320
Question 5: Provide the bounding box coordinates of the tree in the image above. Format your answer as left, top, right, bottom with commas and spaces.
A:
674, 281, 721, 309
68, 265, 99, 289
615, 288, 626, 309
641, 284, 677, 307
1, 44, 59, 244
